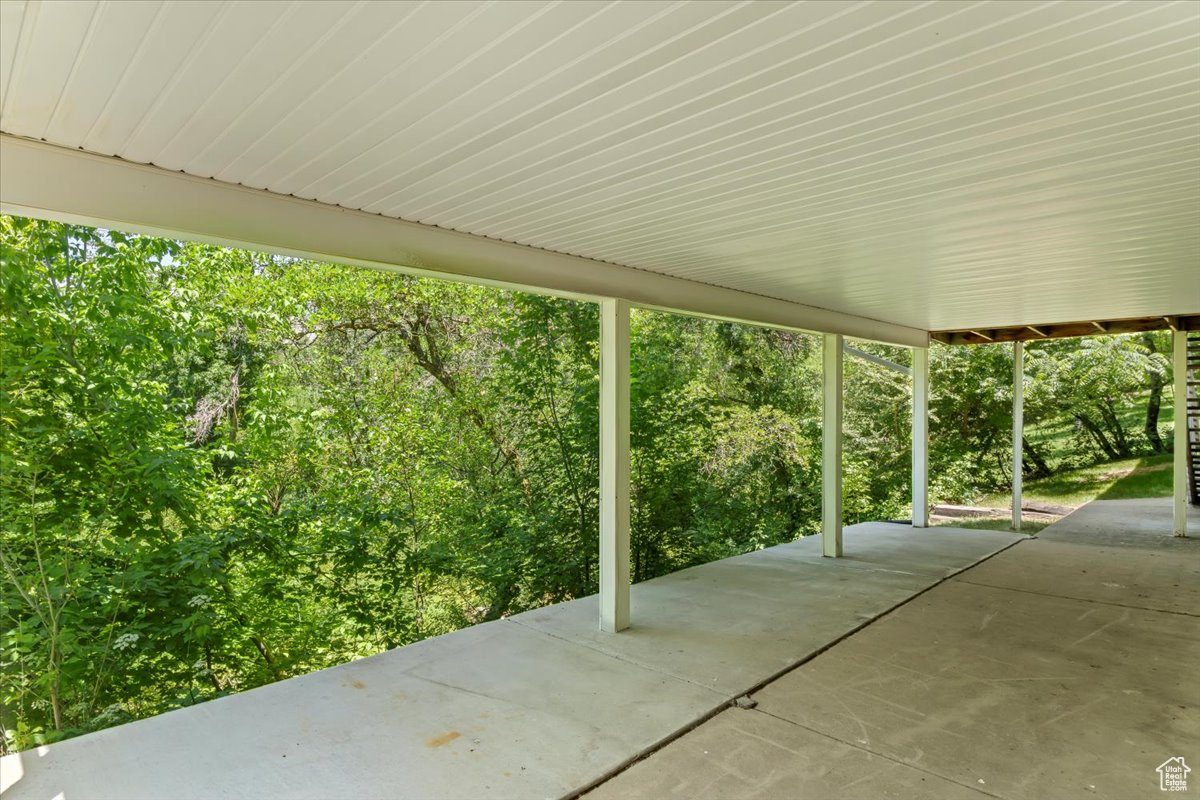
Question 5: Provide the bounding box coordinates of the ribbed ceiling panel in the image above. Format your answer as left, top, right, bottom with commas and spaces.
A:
2, 0, 1197, 329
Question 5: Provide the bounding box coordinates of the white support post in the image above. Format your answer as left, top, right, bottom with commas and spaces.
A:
599, 299, 631, 631
912, 347, 930, 528
1174, 329, 1188, 537
823, 334, 844, 557
1012, 341, 1024, 532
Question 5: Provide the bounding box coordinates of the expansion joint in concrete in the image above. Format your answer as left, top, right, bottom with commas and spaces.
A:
953, 578, 1200, 618
570, 535, 1028, 800
746, 706, 1003, 800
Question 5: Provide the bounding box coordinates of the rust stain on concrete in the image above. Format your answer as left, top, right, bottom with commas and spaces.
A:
426, 731, 461, 748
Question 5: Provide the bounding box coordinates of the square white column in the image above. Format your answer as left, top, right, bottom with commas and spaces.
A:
1012, 341, 1024, 532
912, 346, 930, 528
823, 334, 844, 557
1174, 329, 1189, 538
599, 299, 631, 630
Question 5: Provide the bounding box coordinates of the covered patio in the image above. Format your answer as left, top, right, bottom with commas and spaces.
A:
0, 1, 1198, 797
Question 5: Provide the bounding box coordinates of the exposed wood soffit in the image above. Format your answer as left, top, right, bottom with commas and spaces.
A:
931, 315, 1200, 345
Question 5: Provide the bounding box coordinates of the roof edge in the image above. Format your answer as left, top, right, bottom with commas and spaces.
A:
0, 135, 928, 347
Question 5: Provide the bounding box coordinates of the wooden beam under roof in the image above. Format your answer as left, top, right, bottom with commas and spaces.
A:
931, 314, 1200, 345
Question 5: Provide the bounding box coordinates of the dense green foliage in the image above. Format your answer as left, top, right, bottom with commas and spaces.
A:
0, 218, 1177, 751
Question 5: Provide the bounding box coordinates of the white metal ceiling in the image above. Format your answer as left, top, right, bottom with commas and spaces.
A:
1, 0, 1197, 330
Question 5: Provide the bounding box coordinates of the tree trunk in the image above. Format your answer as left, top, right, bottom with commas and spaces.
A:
1097, 401, 1132, 457
48, 627, 63, 732
483, 582, 519, 622
1021, 436, 1052, 479
1076, 413, 1119, 460
1142, 334, 1165, 452
204, 646, 224, 692
395, 315, 533, 501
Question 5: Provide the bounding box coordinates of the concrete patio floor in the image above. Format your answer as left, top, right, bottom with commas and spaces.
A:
586, 498, 1200, 800
0, 521, 1024, 800
3, 500, 1194, 800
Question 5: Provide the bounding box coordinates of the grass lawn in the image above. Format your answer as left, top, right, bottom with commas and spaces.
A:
979, 452, 1175, 508
935, 451, 1175, 535
935, 516, 1053, 535
933, 387, 1179, 535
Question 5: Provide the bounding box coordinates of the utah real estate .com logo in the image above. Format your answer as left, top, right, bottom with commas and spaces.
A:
1158, 757, 1190, 792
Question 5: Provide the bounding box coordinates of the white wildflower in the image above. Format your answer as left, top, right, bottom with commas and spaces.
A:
113, 632, 140, 651
187, 594, 210, 608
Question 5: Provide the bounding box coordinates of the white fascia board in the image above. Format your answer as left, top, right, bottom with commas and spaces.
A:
0, 135, 928, 347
